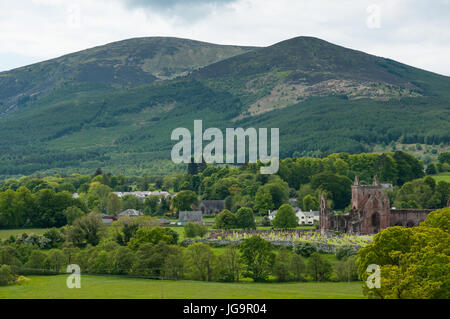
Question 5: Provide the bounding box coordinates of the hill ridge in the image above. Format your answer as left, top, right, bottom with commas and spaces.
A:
0, 35, 448, 177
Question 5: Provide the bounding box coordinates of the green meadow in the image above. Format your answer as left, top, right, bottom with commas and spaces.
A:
432, 173, 450, 183
0, 275, 364, 299
0, 228, 49, 240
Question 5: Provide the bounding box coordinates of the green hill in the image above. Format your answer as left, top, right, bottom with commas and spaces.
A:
0, 36, 449, 177
0, 37, 255, 116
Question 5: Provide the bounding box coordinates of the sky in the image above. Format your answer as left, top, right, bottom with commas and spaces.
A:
1, 0, 449, 75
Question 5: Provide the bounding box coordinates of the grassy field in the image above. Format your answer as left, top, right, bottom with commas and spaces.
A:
0, 228, 49, 240
432, 173, 450, 183
0, 275, 364, 299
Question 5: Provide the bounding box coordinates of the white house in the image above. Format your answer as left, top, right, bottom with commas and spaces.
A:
118, 209, 144, 218
268, 207, 319, 225
297, 210, 319, 225
112, 191, 172, 202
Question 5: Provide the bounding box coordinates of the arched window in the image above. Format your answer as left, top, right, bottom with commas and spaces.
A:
371, 212, 380, 233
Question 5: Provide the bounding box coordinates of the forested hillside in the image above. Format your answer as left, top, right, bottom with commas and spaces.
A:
0, 36, 449, 178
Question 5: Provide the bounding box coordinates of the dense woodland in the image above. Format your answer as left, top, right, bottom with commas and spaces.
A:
0, 151, 449, 229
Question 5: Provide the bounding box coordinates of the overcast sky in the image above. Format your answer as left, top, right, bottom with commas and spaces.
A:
1, 0, 449, 75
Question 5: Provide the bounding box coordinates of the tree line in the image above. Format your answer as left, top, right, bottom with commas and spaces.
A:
0, 216, 357, 285
0, 151, 448, 230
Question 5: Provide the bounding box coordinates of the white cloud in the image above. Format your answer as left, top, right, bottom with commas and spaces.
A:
0, 0, 449, 75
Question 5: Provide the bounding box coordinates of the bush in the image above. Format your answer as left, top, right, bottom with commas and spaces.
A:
44, 249, 66, 273
0, 265, 14, 286
217, 245, 241, 282
294, 242, 317, 257
235, 207, 256, 229
240, 236, 275, 282
43, 228, 65, 248
334, 255, 358, 282
335, 245, 357, 260
111, 246, 136, 275
273, 204, 298, 229
16, 233, 51, 249
185, 243, 217, 281
291, 254, 306, 281
307, 252, 332, 282
128, 227, 179, 249
184, 222, 209, 238
24, 250, 50, 275
15, 275, 30, 285
162, 246, 185, 280
214, 210, 236, 229
273, 248, 293, 282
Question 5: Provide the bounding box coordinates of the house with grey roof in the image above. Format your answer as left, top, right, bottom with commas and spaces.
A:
179, 211, 203, 224
194, 200, 225, 215
118, 209, 144, 218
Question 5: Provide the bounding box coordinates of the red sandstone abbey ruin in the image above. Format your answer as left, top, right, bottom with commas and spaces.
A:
319, 176, 445, 235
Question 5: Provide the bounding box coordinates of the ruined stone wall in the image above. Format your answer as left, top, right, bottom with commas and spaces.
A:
389, 209, 433, 227
320, 176, 440, 234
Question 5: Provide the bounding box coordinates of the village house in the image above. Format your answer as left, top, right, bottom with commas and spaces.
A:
194, 200, 225, 215
269, 206, 319, 225
158, 218, 171, 226
118, 209, 144, 218
112, 191, 171, 201
179, 211, 203, 224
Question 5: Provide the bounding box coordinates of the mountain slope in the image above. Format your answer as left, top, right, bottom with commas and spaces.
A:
0, 36, 448, 177
192, 36, 447, 119
0, 37, 255, 116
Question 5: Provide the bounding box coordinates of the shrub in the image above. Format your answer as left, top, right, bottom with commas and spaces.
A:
128, 227, 179, 249
335, 245, 357, 260
240, 236, 275, 282
273, 247, 293, 282
294, 242, 317, 257
185, 243, 217, 281
15, 275, 30, 285
235, 207, 256, 229
43, 228, 65, 248
184, 222, 208, 238
334, 255, 358, 282
273, 204, 298, 229
217, 245, 241, 282
44, 249, 66, 273
0, 265, 14, 286
291, 254, 306, 281
214, 210, 236, 229
307, 252, 332, 282
24, 250, 49, 275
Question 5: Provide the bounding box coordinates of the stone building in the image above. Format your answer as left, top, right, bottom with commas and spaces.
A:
179, 211, 203, 224
194, 200, 225, 215
319, 175, 443, 235
118, 209, 144, 218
